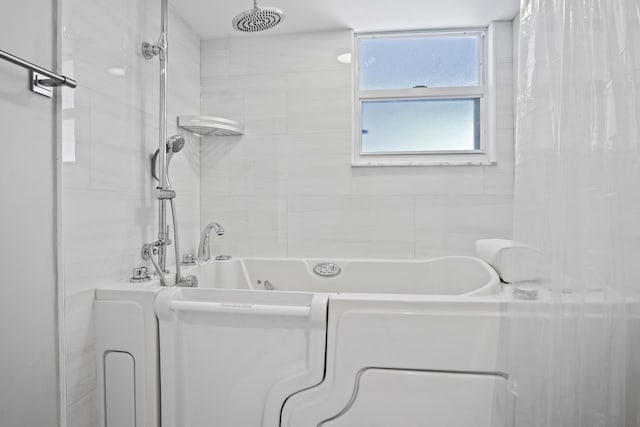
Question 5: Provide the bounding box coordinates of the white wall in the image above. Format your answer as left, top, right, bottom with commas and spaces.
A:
200, 25, 514, 259
0, 0, 60, 426
55, 17, 514, 427
60, 1, 201, 425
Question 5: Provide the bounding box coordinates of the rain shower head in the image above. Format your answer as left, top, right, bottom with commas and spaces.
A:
232, 0, 284, 33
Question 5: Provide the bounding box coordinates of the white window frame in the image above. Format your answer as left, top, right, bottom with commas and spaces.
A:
352, 28, 497, 167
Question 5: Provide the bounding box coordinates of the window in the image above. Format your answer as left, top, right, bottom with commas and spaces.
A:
353, 29, 495, 166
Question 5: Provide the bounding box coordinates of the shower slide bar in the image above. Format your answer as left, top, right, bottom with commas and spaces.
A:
0, 49, 77, 98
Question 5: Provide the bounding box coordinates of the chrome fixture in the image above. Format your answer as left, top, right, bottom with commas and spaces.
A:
130, 266, 151, 283
181, 254, 197, 265
256, 279, 274, 290
142, 239, 198, 287
141, 0, 170, 280
178, 116, 244, 136
232, 0, 284, 33
0, 49, 77, 98
177, 273, 198, 288
153, 188, 176, 200
151, 134, 186, 187
140, 0, 197, 288
165, 135, 185, 168
198, 222, 225, 261
142, 241, 170, 286
168, 196, 199, 287
313, 262, 342, 277
215, 255, 232, 261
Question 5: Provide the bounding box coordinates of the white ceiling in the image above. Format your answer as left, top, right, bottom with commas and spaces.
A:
171, 0, 520, 40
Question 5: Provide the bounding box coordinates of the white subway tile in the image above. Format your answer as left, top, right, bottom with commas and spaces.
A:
496, 63, 515, 129
484, 129, 514, 194
244, 90, 287, 135
483, 170, 514, 195
493, 21, 514, 64
242, 135, 281, 195
415, 195, 513, 257
201, 73, 287, 93
275, 133, 352, 195
351, 166, 485, 195
200, 89, 245, 121
201, 37, 230, 53
201, 51, 230, 78
286, 69, 351, 90
286, 111, 350, 134
201, 135, 247, 195
62, 86, 92, 190
285, 79, 351, 134
288, 196, 414, 258
226, 31, 351, 76
201, 196, 288, 257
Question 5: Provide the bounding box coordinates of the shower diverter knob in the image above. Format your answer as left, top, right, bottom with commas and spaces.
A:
130, 266, 151, 283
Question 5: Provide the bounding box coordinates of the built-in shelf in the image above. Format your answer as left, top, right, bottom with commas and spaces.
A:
177, 115, 244, 136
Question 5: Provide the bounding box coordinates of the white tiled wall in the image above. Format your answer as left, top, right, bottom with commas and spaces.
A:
200, 25, 514, 260
0, 2, 60, 426
60, 1, 201, 425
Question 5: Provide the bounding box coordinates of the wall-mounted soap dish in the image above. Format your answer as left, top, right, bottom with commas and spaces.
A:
177, 115, 244, 136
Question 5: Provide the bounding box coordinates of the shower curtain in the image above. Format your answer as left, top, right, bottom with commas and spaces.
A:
507, 0, 640, 426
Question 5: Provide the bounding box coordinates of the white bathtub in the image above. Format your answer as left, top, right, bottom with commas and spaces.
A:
198, 255, 501, 296
95, 256, 510, 427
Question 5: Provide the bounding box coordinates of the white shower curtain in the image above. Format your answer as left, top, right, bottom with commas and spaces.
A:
507, 0, 640, 426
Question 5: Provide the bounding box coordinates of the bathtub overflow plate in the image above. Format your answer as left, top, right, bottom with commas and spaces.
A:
313, 262, 341, 277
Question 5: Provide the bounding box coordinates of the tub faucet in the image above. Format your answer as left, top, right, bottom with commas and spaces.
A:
198, 222, 224, 261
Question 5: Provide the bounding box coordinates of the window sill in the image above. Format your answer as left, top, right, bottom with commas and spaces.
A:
351, 160, 497, 167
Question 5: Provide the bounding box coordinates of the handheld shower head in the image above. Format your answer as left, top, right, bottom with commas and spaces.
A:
151, 134, 187, 184
167, 134, 185, 153
165, 134, 185, 167
232, 0, 284, 32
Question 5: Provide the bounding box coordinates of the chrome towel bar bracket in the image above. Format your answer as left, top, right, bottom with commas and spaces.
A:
0, 49, 77, 98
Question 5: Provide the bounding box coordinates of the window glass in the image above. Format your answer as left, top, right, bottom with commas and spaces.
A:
361, 98, 480, 153
359, 35, 479, 90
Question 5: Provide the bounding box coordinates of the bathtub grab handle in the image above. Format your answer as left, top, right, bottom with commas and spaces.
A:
170, 300, 311, 317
